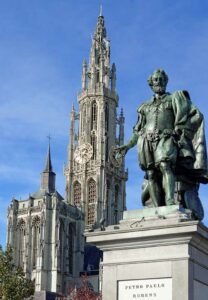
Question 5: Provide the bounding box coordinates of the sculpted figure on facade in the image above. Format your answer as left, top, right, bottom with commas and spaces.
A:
115, 69, 208, 220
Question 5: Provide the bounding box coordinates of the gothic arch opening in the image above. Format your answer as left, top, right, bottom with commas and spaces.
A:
82, 103, 86, 134
18, 218, 26, 267
59, 220, 64, 271
91, 100, 97, 130
32, 216, 40, 268
87, 178, 96, 225
73, 181, 81, 206
91, 133, 97, 160
105, 103, 109, 131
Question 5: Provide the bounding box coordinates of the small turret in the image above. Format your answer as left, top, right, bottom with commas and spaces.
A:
82, 59, 87, 90
111, 63, 116, 92
119, 108, 125, 146
69, 104, 76, 165
65, 104, 76, 203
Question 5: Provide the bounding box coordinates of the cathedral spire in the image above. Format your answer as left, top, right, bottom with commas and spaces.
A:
94, 11, 106, 39
85, 12, 113, 91
44, 138, 53, 172
41, 140, 56, 193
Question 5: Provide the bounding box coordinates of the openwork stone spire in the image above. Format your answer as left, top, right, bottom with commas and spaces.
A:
81, 13, 116, 92
94, 14, 106, 39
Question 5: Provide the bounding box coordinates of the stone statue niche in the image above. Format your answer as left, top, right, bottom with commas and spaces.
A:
111, 69, 208, 221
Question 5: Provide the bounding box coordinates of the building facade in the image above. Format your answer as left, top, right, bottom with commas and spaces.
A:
7, 144, 84, 296
64, 12, 127, 229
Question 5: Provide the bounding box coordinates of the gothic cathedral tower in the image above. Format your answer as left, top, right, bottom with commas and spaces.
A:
65, 12, 127, 228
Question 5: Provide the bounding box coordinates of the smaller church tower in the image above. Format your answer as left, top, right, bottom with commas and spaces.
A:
65, 12, 128, 229
7, 143, 84, 297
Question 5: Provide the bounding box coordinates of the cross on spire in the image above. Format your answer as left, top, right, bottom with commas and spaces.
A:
100, 1, 103, 16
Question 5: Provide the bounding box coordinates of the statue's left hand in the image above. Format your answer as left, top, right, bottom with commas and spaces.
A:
115, 145, 128, 156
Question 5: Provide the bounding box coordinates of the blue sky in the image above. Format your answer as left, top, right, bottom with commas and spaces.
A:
0, 0, 208, 247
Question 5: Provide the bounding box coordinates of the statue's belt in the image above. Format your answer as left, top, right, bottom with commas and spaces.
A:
139, 129, 176, 142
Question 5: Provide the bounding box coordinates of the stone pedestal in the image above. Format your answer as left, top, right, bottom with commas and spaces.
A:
85, 206, 208, 300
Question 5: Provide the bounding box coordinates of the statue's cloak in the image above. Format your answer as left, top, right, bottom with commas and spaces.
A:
172, 91, 208, 183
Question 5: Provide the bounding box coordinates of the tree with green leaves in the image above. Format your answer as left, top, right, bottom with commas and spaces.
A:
0, 245, 34, 300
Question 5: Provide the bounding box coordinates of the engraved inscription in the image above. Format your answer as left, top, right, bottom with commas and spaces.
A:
118, 278, 172, 300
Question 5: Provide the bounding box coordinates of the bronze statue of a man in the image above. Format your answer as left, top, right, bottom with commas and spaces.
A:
117, 69, 208, 219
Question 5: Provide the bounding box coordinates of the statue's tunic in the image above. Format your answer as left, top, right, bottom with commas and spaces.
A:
128, 91, 207, 180
137, 93, 178, 169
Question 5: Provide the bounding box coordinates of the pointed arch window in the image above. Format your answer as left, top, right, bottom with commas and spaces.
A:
68, 224, 74, 275
88, 179, 96, 225
105, 103, 109, 131
96, 71, 100, 83
91, 101, 97, 130
88, 179, 96, 204
91, 133, 97, 160
59, 220, 64, 271
18, 219, 26, 267
97, 55, 100, 66
73, 181, 81, 206
32, 216, 40, 268
82, 104, 87, 134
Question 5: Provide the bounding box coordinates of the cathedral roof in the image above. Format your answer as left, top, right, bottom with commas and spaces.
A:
30, 189, 63, 200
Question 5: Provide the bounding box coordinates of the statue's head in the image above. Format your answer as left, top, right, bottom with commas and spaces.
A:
148, 69, 168, 95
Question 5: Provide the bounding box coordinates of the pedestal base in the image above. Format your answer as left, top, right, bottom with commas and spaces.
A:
85, 207, 208, 300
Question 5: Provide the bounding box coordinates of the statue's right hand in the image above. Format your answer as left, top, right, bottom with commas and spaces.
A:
115, 145, 128, 156
109, 145, 128, 167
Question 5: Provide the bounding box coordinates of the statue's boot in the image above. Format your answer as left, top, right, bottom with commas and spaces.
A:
148, 182, 162, 207
160, 162, 175, 206
165, 198, 175, 206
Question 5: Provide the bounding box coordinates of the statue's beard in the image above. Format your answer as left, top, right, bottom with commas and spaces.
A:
152, 84, 166, 94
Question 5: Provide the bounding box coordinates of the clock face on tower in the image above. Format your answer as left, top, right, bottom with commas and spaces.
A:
74, 143, 93, 164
